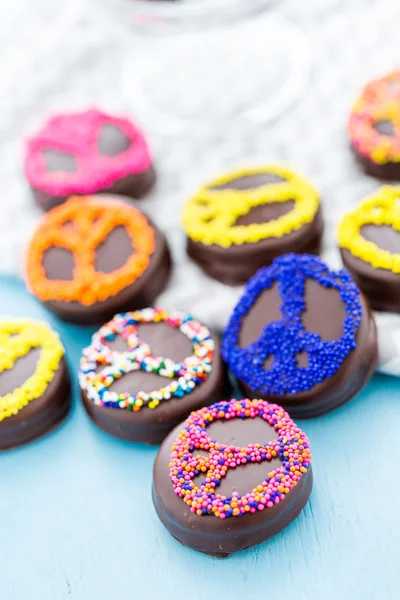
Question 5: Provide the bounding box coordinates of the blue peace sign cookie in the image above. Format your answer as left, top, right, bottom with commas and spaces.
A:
222, 254, 378, 417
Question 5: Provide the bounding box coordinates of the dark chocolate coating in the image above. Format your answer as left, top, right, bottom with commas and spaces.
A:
0, 355, 70, 451
236, 280, 378, 418
32, 167, 157, 212
41, 200, 172, 325
351, 143, 400, 181
341, 223, 400, 311
33, 124, 155, 211
187, 208, 323, 286
152, 417, 312, 557
81, 329, 229, 444
209, 172, 286, 191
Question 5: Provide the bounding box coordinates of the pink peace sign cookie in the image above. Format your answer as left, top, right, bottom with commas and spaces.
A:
24, 108, 155, 210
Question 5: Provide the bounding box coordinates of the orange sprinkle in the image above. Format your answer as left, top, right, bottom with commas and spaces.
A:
26, 196, 155, 306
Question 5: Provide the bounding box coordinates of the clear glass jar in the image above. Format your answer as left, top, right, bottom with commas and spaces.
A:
106, 0, 311, 135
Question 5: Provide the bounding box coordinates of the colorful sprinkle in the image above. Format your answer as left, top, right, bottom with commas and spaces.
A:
349, 70, 400, 165
0, 320, 64, 422
338, 186, 400, 272
24, 108, 153, 196
222, 254, 362, 395
79, 308, 215, 411
169, 398, 311, 519
25, 196, 155, 306
183, 165, 319, 247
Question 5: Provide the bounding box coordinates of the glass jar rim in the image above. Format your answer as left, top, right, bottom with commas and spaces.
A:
125, 0, 276, 33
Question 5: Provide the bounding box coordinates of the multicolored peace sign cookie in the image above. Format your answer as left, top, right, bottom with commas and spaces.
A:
183, 165, 323, 285
25, 196, 171, 325
348, 70, 400, 179
222, 254, 378, 418
79, 308, 227, 444
0, 320, 70, 450
24, 108, 155, 211
338, 186, 400, 311
153, 398, 312, 557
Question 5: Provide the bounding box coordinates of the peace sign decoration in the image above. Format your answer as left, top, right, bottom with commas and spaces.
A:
169, 399, 311, 519
153, 397, 312, 556
339, 186, 400, 272
183, 165, 320, 247
222, 254, 363, 398
349, 70, 400, 179
79, 308, 215, 412
25, 195, 171, 324
338, 186, 400, 312
24, 108, 154, 208
0, 320, 64, 422
183, 165, 322, 285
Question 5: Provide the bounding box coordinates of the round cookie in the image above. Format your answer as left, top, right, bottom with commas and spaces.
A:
153, 398, 312, 557
338, 185, 400, 311
349, 70, 400, 179
25, 195, 171, 325
24, 108, 155, 210
183, 165, 323, 285
0, 320, 70, 450
222, 254, 377, 418
79, 308, 228, 444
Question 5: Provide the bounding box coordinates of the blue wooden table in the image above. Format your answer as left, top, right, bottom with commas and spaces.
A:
0, 276, 399, 600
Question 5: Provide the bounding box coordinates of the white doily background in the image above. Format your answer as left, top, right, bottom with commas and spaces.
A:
2, 0, 400, 375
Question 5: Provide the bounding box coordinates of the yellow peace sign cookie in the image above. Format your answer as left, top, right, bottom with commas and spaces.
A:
338, 186, 400, 272
338, 186, 400, 312
0, 320, 70, 450
183, 165, 322, 285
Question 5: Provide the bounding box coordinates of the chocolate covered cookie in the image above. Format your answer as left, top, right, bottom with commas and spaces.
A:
25, 195, 171, 324
349, 70, 400, 179
0, 320, 70, 450
338, 185, 400, 311
222, 254, 377, 418
153, 398, 312, 557
79, 308, 227, 443
24, 108, 155, 210
183, 165, 323, 285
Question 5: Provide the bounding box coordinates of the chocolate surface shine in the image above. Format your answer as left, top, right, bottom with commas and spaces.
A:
210, 172, 286, 191
0, 354, 71, 451
238, 281, 377, 418
81, 328, 228, 444
342, 223, 400, 312
153, 417, 312, 557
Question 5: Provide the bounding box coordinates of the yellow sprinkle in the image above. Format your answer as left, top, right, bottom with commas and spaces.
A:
337, 186, 400, 273
182, 165, 320, 247
0, 320, 64, 422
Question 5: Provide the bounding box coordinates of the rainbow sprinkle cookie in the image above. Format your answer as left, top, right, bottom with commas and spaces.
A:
152, 398, 313, 556
183, 165, 323, 285
80, 308, 214, 411
339, 186, 400, 311
170, 398, 311, 519
349, 70, 400, 179
0, 320, 70, 450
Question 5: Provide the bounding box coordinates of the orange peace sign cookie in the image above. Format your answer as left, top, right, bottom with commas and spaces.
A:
25, 196, 172, 324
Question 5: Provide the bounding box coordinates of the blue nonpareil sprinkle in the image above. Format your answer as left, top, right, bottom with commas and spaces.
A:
221, 253, 363, 396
